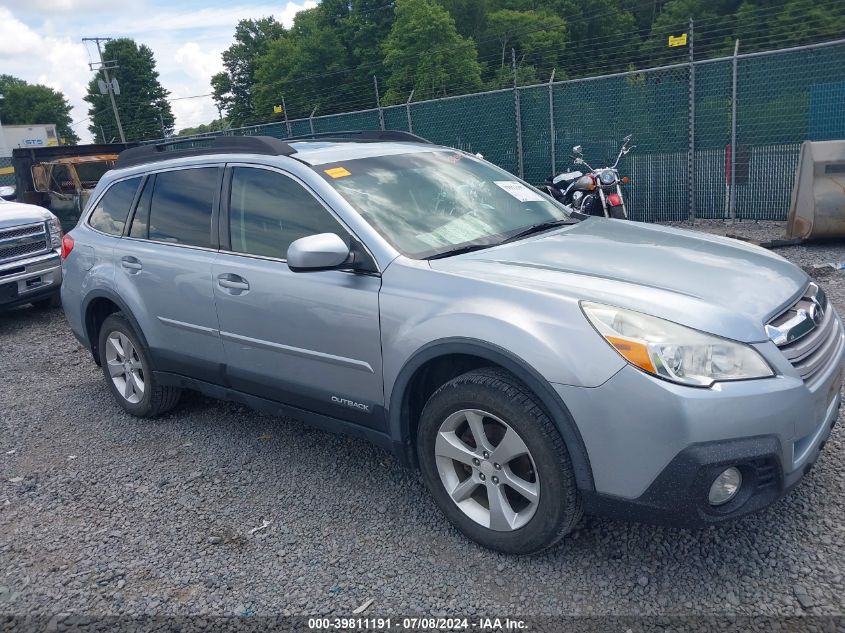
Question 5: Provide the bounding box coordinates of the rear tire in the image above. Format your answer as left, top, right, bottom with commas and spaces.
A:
98, 313, 181, 417
416, 367, 582, 554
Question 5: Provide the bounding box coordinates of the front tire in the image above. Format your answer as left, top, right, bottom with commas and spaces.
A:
416, 368, 582, 554
98, 313, 181, 417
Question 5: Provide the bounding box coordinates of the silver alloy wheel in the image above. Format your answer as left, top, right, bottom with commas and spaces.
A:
105, 331, 145, 405
435, 408, 539, 531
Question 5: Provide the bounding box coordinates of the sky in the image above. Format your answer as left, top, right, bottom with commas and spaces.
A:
0, 0, 317, 143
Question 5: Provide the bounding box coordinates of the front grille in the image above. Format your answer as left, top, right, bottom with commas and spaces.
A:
770, 284, 841, 382
0, 223, 49, 265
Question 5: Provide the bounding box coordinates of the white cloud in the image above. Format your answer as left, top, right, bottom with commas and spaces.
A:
0, 7, 91, 139
1, 0, 130, 15
174, 42, 224, 82
1, 1, 317, 142
0, 8, 43, 56
98, 1, 317, 34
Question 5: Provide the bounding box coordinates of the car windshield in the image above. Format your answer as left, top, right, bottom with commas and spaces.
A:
315, 150, 571, 259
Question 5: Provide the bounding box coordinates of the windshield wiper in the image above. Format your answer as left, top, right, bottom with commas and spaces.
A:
425, 242, 498, 260
499, 218, 577, 245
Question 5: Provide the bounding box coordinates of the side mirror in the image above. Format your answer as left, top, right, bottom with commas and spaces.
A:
572, 145, 583, 155
0, 185, 16, 201
287, 233, 351, 272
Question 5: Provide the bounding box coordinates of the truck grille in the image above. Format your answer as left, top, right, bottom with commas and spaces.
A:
0, 223, 49, 265
769, 283, 842, 382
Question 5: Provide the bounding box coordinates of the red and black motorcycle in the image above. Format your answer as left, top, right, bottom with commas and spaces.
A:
543, 135, 634, 219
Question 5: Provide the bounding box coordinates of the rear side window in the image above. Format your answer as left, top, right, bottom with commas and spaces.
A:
88, 177, 141, 235
148, 168, 218, 248
228, 167, 348, 259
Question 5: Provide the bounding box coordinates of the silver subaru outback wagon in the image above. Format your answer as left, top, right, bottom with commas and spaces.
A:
60, 133, 844, 554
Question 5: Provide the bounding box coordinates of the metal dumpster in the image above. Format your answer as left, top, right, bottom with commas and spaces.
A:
786, 140, 845, 240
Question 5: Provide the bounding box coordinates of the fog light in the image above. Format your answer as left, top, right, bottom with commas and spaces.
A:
708, 467, 742, 506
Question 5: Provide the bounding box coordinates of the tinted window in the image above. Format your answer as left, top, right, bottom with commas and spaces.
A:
148, 168, 218, 248
88, 177, 141, 235
229, 168, 347, 259
129, 177, 152, 239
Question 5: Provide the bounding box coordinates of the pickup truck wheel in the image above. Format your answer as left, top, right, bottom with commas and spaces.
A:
98, 313, 181, 417
417, 367, 582, 554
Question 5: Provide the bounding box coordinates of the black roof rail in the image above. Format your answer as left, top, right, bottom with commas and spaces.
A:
285, 130, 432, 144
115, 135, 297, 169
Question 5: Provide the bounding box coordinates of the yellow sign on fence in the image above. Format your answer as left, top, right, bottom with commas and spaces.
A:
273, 104, 283, 114
668, 33, 688, 47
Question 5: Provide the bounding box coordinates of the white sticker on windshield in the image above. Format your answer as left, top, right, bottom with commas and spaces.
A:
494, 181, 545, 202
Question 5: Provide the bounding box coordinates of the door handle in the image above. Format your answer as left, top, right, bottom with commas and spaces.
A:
217, 274, 249, 292
121, 256, 143, 272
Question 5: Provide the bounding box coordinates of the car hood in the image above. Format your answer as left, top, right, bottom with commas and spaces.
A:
429, 218, 808, 342
0, 201, 55, 229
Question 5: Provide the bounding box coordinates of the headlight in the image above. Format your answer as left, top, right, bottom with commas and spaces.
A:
47, 217, 63, 249
581, 302, 773, 387
599, 170, 616, 185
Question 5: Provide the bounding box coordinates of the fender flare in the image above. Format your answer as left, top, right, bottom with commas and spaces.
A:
389, 338, 595, 492
81, 289, 151, 361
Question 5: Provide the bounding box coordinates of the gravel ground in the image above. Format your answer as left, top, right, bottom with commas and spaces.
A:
1, 221, 845, 620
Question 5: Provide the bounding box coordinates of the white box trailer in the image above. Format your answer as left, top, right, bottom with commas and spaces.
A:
1, 124, 59, 156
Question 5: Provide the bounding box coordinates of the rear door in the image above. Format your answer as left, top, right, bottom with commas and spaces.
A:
212, 164, 385, 430
119, 166, 225, 383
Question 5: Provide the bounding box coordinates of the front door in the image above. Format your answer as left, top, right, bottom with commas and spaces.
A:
212, 165, 385, 430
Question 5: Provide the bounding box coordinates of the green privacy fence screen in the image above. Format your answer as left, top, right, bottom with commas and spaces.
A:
0, 157, 13, 188
165, 39, 845, 223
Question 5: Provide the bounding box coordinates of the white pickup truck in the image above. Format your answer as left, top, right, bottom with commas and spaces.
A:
0, 197, 63, 310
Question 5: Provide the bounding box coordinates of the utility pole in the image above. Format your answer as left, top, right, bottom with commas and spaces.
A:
157, 112, 166, 139
83, 37, 126, 144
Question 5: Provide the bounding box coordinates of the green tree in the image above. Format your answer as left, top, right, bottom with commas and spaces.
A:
768, 0, 845, 47
555, 0, 639, 75
84, 39, 173, 142
437, 0, 491, 40
482, 9, 566, 79
0, 75, 79, 144
212, 17, 286, 127
253, 9, 351, 120
382, 0, 483, 103
177, 119, 228, 136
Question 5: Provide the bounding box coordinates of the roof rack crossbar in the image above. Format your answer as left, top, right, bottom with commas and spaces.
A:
115, 135, 297, 169
284, 130, 432, 144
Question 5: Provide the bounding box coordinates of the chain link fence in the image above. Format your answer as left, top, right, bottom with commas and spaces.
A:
164, 39, 845, 223
0, 157, 13, 188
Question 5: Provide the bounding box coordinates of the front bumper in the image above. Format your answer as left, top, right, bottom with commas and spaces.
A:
555, 321, 844, 527
0, 251, 62, 309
